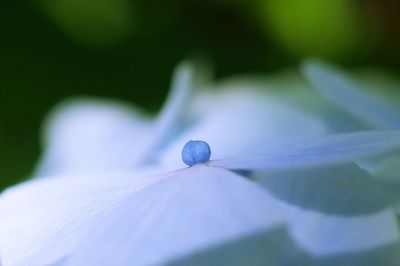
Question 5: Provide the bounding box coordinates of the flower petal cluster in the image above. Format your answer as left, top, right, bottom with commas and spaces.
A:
1, 61, 400, 266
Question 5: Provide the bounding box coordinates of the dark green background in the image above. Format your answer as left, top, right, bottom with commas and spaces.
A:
1, 0, 399, 189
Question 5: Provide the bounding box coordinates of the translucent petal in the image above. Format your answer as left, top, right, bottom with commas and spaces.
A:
160, 88, 327, 169
302, 60, 400, 130
209, 131, 400, 170
254, 163, 399, 215
280, 203, 399, 256
67, 166, 284, 266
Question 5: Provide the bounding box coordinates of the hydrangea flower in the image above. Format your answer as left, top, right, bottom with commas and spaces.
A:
1, 62, 400, 266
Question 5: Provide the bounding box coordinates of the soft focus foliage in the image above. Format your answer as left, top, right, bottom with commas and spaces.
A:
39, 0, 135, 46
257, 0, 365, 59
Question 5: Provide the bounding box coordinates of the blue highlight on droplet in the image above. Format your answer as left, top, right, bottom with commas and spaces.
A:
182, 140, 211, 166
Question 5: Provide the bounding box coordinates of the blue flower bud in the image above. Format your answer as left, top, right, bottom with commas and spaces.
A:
182, 140, 211, 166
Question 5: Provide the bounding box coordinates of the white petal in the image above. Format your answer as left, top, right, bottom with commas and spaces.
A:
209, 130, 400, 170
160, 88, 327, 169
280, 203, 399, 256
67, 166, 284, 266
302, 60, 400, 130
254, 163, 398, 215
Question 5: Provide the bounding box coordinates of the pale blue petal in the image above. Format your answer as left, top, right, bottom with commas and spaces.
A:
165, 227, 313, 266
371, 157, 400, 189
369, 157, 400, 212
169, 237, 400, 266
68, 166, 284, 266
160, 88, 327, 170
302, 60, 400, 130
136, 62, 198, 165
35, 61, 198, 176
219, 72, 367, 133
254, 163, 398, 215
209, 131, 400, 170
0, 170, 161, 266
34, 98, 151, 176
314, 242, 400, 266
280, 203, 399, 256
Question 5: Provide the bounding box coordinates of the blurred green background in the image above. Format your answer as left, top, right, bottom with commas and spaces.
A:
1, 0, 399, 189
